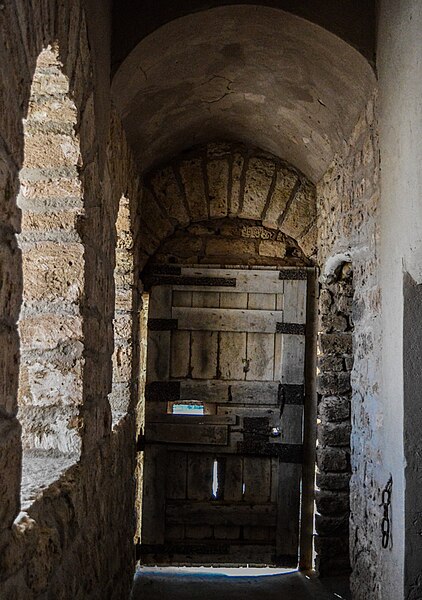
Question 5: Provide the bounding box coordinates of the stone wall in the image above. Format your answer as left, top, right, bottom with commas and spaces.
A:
0, 2, 141, 598
316, 93, 382, 595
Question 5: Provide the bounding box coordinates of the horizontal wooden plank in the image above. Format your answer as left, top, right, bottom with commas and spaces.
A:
179, 380, 281, 405
150, 414, 237, 425
172, 307, 282, 333
166, 502, 277, 526
145, 423, 228, 445
146, 275, 236, 289
178, 267, 285, 293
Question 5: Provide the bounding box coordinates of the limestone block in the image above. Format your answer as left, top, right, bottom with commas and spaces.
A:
113, 313, 132, 340
318, 396, 350, 422
21, 210, 79, 232
151, 167, 190, 226
19, 349, 83, 408
21, 242, 84, 304
178, 159, 208, 221
138, 220, 160, 256
281, 181, 316, 241
229, 153, 244, 216
240, 157, 275, 220
112, 344, 132, 383
298, 223, 317, 258
18, 174, 82, 203
205, 237, 256, 257
258, 240, 286, 259
207, 158, 229, 218
20, 405, 82, 454
317, 447, 348, 472
19, 315, 83, 351
262, 167, 298, 228
0, 419, 21, 529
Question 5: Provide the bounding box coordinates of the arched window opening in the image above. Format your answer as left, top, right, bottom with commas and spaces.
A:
110, 195, 135, 428
17, 46, 85, 508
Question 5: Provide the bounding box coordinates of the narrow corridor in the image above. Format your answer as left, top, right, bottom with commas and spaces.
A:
131, 568, 351, 600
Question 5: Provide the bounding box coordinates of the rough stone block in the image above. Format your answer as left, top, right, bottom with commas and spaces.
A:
317, 447, 348, 472
316, 471, 350, 491
315, 513, 349, 536
316, 490, 350, 515
319, 333, 352, 355
318, 421, 351, 446
319, 396, 351, 422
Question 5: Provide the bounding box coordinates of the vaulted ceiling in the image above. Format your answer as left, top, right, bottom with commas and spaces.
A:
111, 4, 376, 182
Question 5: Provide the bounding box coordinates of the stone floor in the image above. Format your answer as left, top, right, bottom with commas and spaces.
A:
131, 567, 351, 600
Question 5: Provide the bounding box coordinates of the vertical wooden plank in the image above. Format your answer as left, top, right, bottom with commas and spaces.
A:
185, 525, 213, 539
166, 451, 187, 499
187, 454, 214, 500
141, 446, 167, 544
243, 457, 271, 504
149, 285, 172, 318
248, 293, 276, 310
274, 332, 283, 381
281, 335, 305, 384
166, 525, 185, 541
280, 405, 303, 444
283, 280, 306, 323
276, 462, 302, 559
147, 330, 170, 381
224, 456, 243, 502
246, 333, 274, 380
173, 290, 192, 307
220, 292, 248, 308
276, 293, 284, 311
219, 332, 247, 380
170, 330, 191, 378
191, 331, 218, 379
192, 291, 220, 307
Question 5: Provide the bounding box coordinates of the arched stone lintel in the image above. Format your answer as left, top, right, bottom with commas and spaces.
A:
139, 142, 317, 268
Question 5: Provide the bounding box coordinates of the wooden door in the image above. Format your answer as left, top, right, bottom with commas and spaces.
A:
140, 266, 310, 567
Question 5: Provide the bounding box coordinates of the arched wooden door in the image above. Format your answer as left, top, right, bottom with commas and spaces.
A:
139, 265, 313, 567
